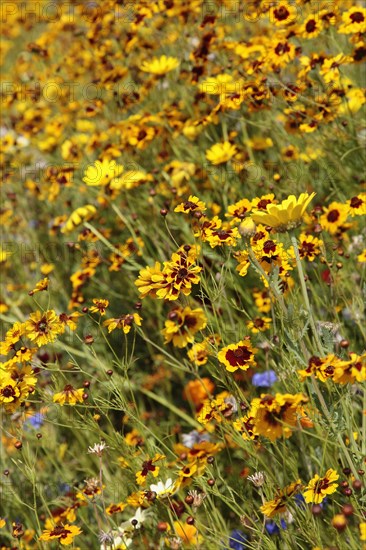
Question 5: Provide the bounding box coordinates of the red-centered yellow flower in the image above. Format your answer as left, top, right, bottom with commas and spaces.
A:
260, 480, 302, 517
250, 393, 308, 441
205, 141, 237, 165
225, 198, 252, 222
204, 219, 241, 248
303, 469, 339, 504
338, 7, 366, 34
298, 233, 323, 261
140, 55, 179, 75
61, 205, 96, 234
246, 316, 271, 333
39, 524, 82, 545
24, 310, 64, 346
218, 339, 257, 372
319, 202, 349, 234
333, 353, 366, 384
162, 306, 207, 348
187, 342, 209, 366
104, 313, 142, 334
251, 193, 316, 231
347, 193, 366, 216
174, 195, 207, 214
136, 454, 165, 486
89, 299, 109, 315
29, 277, 49, 296
106, 502, 126, 516
53, 385, 85, 406
269, 2, 298, 26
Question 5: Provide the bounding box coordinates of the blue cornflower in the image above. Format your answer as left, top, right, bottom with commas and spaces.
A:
265, 519, 287, 535
25, 412, 44, 430
252, 370, 277, 387
228, 529, 248, 550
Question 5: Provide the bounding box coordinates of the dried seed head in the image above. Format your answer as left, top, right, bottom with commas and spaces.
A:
247, 471, 265, 487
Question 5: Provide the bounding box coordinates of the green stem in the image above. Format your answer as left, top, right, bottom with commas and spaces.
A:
291, 235, 324, 355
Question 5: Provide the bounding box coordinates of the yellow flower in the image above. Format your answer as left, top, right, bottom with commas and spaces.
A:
61, 205, 97, 234
358, 249, 366, 263
250, 393, 308, 441
246, 316, 271, 333
218, 339, 257, 372
104, 313, 142, 334
319, 202, 349, 234
187, 342, 209, 366
260, 480, 302, 517
53, 385, 85, 406
89, 298, 109, 316
174, 195, 207, 214
205, 141, 237, 165
339, 7, 366, 34
162, 307, 207, 348
251, 193, 316, 231
360, 522, 366, 541
303, 469, 339, 504
39, 524, 82, 545
136, 454, 165, 486
173, 521, 202, 546
83, 158, 123, 187
298, 234, 323, 261
24, 310, 64, 346
29, 277, 49, 296
140, 55, 179, 75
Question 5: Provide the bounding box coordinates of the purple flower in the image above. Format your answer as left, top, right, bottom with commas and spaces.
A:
252, 370, 277, 387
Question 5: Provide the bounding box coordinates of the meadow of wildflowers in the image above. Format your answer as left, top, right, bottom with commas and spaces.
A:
1, 1, 366, 549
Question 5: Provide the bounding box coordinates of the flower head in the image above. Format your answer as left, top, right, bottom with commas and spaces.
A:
140, 55, 179, 75
303, 469, 339, 504
251, 193, 316, 231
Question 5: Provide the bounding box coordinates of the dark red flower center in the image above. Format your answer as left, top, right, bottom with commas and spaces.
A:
327, 209, 340, 222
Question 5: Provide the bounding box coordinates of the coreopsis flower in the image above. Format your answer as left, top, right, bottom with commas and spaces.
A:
246, 317, 271, 333
39, 524, 82, 545
197, 391, 235, 424
360, 523, 366, 541
251, 193, 316, 231
162, 306, 207, 348
83, 158, 123, 186
106, 502, 126, 516
205, 141, 237, 165
260, 480, 302, 517
104, 313, 142, 334
136, 454, 165, 486
204, 219, 241, 248
332, 353, 366, 384
233, 414, 257, 441
59, 311, 83, 331
319, 201, 349, 234
251, 194, 276, 211
303, 469, 339, 504
29, 277, 49, 295
250, 393, 308, 441
53, 385, 85, 406
298, 354, 338, 383
174, 196, 206, 214
298, 234, 323, 261
90, 299, 109, 315
61, 205, 97, 234
187, 342, 209, 366
226, 199, 252, 223
338, 7, 366, 34
299, 16, 324, 39
347, 193, 366, 216
253, 289, 271, 313
140, 55, 179, 75
24, 310, 64, 346
217, 339, 257, 372
269, 2, 297, 26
